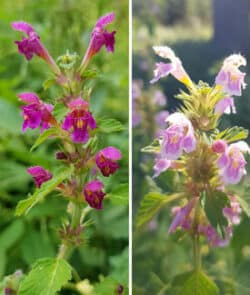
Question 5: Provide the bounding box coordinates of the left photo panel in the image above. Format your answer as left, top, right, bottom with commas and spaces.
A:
0, 1, 129, 294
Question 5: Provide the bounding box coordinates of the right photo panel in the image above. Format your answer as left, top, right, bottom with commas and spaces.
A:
133, 0, 250, 294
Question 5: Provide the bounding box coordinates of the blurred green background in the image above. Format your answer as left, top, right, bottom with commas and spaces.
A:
133, 0, 250, 294
0, 0, 128, 293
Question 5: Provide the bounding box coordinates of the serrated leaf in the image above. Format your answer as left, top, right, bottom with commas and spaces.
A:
215, 126, 248, 143
30, 127, 58, 151
179, 271, 219, 295
203, 191, 230, 238
18, 258, 72, 295
136, 192, 185, 228
107, 183, 128, 205
98, 118, 124, 133
15, 166, 74, 216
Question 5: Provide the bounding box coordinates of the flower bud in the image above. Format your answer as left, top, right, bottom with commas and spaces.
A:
211, 140, 227, 153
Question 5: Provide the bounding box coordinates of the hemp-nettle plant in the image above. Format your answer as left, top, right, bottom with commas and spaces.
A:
137, 46, 249, 293
4, 13, 126, 295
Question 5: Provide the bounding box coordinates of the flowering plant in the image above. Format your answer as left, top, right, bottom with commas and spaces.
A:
136, 46, 249, 293
2, 13, 128, 295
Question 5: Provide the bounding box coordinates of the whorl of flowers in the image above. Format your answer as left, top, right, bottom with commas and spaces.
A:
148, 46, 248, 247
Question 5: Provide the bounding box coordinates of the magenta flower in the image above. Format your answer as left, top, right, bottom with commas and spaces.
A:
18, 92, 54, 132
211, 140, 227, 154
215, 97, 236, 115
84, 180, 106, 210
151, 46, 193, 88
223, 196, 241, 225
80, 12, 116, 71
218, 141, 249, 185
215, 54, 247, 96
27, 166, 52, 188
160, 112, 196, 160
12, 21, 60, 74
62, 98, 96, 143
153, 158, 171, 178
96, 146, 122, 177
168, 198, 197, 234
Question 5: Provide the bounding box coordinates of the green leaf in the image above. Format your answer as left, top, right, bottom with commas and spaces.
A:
81, 69, 99, 79
141, 138, 160, 154
136, 192, 185, 228
235, 195, 250, 217
203, 191, 230, 238
178, 271, 219, 295
15, 166, 74, 216
107, 183, 128, 205
215, 126, 248, 143
18, 258, 72, 295
0, 99, 22, 135
30, 127, 58, 151
43, 78, 56, 90
53, 103, 68, 122
93, 277, 127, 295
98, 118, 125, 133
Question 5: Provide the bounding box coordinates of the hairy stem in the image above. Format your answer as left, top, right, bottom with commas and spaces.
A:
192, 197, 201, 272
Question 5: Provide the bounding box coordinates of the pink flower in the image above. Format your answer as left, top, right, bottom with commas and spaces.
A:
96, 146, 122, 177
211, 140, 227, 154
168, 198, 197, 234
199, 224, 232, 247
152, 90, 167, 106
218, 141, 249, 185
215, 97, 236, 115
84, 180, 106, 210
215, 54, 247, 96
153, 158, 171, 178
62, 98, 96, 143
27, 166, 52, 188
18, 92, 54, 132
160, 112, 196, 160
80, 13, 116, 71
12, 21, 60, 74
223, 196, 241, 225
151, 46, 193, 88
155, 111, 169, 129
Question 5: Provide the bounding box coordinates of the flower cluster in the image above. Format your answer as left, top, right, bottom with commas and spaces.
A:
13, 13, 121, 214
148, 46, 248, 247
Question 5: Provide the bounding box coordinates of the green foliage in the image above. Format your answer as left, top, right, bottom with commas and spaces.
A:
97, 118, 125, 133
203, 191, 230, 238
18, 258, 72, 295
177, 271, 219, 295
106, 183, 129, 206
15, 166, 74, 216
136, 192, 185, 228
141, 139, 161, 154
30, 127, 58, 151
215, 127, 249, 144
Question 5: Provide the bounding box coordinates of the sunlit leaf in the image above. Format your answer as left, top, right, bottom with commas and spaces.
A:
18, 258, 72, 295
15, 166, 74, 216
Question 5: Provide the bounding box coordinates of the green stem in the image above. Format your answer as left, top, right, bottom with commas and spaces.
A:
192, 197, 201, 272
57, 202, 82, 260
71, 202, 82, 229
193, 234, 201, 272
